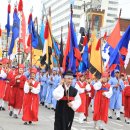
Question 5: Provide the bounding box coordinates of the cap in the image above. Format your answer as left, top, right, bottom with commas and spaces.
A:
52, 67, 57, 72
19, 64, 24, 69
31, 68, 37, 74
77, 72, 84, 77
63, 70, 74, 79
102, 72, 109, 78
114, 69, 120, 73
2, 58, 10, 64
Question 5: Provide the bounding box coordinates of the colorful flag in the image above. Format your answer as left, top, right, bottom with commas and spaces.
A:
8, 7, 20, 56
89, 33, 102, 79
107, 19, 121, 48
109, 26, 130, 72
41, 16, 53, 69
63, 15, 81, 74
59, 32, 64, 67
27, 13, 38, 48
40, 19, 45, 45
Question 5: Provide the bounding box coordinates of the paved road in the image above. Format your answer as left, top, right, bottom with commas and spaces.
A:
0, 104, 130, 130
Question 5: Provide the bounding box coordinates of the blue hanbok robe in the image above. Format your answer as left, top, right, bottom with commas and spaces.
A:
109, 77, 125, 109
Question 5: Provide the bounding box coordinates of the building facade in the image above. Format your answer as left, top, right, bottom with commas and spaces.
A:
42, 0, 119, 42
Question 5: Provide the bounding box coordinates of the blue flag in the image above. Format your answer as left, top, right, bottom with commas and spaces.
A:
53, 39, 61, 57
28, 14, 38, 48
78, 44, 89, 72
68, 16, 81, 74
5, 4, 11, 37
8, 9, 20, 56
109, 26, 130, 71
40, 22, 45, 45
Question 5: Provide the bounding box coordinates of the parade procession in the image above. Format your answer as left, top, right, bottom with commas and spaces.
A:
0, 0, 130, 130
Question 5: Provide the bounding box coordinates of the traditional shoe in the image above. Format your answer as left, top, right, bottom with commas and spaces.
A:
9, 111, 13, 116
24, 122, 28, 125
29, 121, 32, 124
83, 118, 87, 121
1, 107, 5, 111
109, 116, 112, 119
117, 117, 121, 120
13, 114, 18, 119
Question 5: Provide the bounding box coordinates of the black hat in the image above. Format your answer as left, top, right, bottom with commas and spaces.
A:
63, 70, 74, 78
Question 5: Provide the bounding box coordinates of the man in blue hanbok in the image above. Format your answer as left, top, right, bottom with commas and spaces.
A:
39, 69, 47, 105
45, 68, 60, 110
108, 69, 125, 120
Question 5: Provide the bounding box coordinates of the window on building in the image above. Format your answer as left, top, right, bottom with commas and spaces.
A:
109, 1, 118, 4
107, 13, 117, 17
106, 20, 114, 23
108, 7, 118, 11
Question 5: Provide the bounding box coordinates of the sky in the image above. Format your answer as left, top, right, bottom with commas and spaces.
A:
0, 0, 42, 29
0, 0, 130, 29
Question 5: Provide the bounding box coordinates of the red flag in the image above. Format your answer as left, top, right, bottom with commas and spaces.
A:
18, 0, 23, 12
44, 21, 49, 39
0, 28, 2, 37
27, 34, 31, 47
62, 26, 71, 71
107, 19, 121, 48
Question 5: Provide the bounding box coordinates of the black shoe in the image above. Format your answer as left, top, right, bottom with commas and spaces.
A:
28, 121, 32, 124
42, 102, 44, 106
117, 117, 121, 120
109, 116, 112, 119
24, 122, 28, 125
51, 108, 54, 110
1, 107, 5, 111
0, 107, 1, 111
125, 120, 130, 124
9, 111, 13, 116
120, 112, 124, 114
45, 105, 47, 108
83, 118, 87, 121
13, 114, 18, 119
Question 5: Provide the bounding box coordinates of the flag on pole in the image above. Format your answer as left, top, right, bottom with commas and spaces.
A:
109, 26, 130, 72
8, 7, 20, 56
89, 33, 102, 79
59, 31, 64, 67
63, 15, 81, 74
41, 14, 53, 69
27, 13, 38, 48
5, 2, 11, 37
40, 18, 45, 45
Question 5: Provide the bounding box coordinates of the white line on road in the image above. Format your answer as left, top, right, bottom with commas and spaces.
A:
110, 121, 123, 127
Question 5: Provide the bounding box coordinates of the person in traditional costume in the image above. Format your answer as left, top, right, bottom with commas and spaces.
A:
75, 73, 91, 123
108, 69, 125, 120
93, 72, 113, 130
39, 69, 47, 105
124, 77, 130, 124
22, 68, 40, 125
3, 58, 15, 110
0, 60, 7, 110
8, 64, 27, 118
45, 68, 60, 110
53, 70, 81, 130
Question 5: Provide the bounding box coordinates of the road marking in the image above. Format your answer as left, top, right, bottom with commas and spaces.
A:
110, 121, 123, 127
